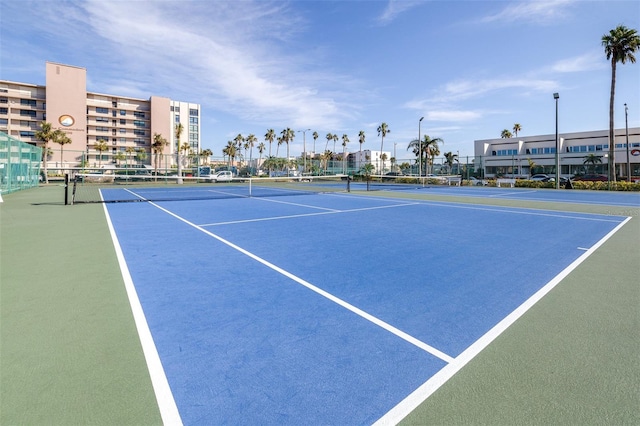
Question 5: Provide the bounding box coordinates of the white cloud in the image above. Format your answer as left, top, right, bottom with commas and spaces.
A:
376, 0, 424, 25
550, 51, 606, 73
480, 0, 576, 25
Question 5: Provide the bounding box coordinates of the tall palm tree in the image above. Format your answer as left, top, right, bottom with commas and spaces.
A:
245, 133, 257, 175
233, 134, 244, 165
358, 130, 365, 170
341, 134, 350, 174
175, 123, 184, 183
94, 139, 109, 168
377, 123, 390, 173
200, 149, 213, 166
265, 129, 276, 175
602, 25, 640, 182
501, 129, 513, 138
281, 128, 295, 175
275, 136, 284, 157
312, 131, 319, 154
152, 133, 168, 177
52, 129, 72, 172
513, 123, 522, 137
380, 153, 388, 173
325, 133, 333, 151
257, 142, 265, 172
34, 121, 55, 183
332, 133, 339, 153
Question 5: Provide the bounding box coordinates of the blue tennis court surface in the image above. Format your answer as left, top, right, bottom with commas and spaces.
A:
104, 192, 629, 425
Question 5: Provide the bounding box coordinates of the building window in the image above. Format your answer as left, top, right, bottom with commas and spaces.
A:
96, 117, 109, 123
120, 128, 127, 134
96, 126, 109, 132
21, 99, 37, 107
175, 115, 180, 123
120, 119, 126, 125
96, 107, 108, 114
133, 111, 145, 119
173, 106, 180, 113
20, 131, 35, 137
120, 110, 126, 116
20, 110, 36, 117
133, 129, 146, 136
189, 116, 198, 124
0, 118, 7, 125
189, 108, 198, 116
133, 120, 146, 127
0, 108, 7, 115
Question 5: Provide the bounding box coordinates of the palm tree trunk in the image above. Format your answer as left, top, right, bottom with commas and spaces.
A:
608, 59, 617, 182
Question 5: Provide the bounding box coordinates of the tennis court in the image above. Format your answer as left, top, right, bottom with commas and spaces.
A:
100, 181, 632, 424
2, 183, 638, 425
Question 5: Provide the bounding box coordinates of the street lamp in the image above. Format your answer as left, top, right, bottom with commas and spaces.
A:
625, 103, 630, 181
553, 92, 559, 189
298, 129, 310, 175
418, 116, 424, 177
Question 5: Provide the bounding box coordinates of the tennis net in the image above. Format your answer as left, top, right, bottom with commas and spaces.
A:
349, 175, 462, 191
67, 173, 350, 204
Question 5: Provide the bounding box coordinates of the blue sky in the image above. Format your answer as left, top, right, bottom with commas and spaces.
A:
1, 0, 638, 159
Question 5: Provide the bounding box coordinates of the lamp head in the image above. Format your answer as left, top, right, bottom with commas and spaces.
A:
553, 93, 559, 99
419, 116, 424, 122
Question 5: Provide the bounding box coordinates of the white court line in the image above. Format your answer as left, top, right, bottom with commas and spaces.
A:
198, 201, 421, 227
147, 200, 454, 363
102, 203, 183, 426
374, 216, 632, 426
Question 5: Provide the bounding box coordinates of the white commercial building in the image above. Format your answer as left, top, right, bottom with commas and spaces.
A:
474, 127, 640, 180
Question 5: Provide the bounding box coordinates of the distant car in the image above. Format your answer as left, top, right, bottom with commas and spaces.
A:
573, 174, 608, 182
530, 174, 551, 182
382, 172, 403, 181
206, 171, 233, 182
468, 177, 485, 186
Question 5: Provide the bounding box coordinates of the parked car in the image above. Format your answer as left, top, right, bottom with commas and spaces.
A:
467, 177, 485, 186
530, 174, 551, 182
206, 171, 233, 182
573, 174, 608, 182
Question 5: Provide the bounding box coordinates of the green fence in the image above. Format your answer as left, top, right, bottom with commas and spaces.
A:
0, 132, 42, 195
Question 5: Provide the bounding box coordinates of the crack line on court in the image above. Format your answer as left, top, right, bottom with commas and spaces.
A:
148, 200, 455, 364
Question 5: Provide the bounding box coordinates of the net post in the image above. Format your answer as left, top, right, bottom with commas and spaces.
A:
64, 174, 70, 205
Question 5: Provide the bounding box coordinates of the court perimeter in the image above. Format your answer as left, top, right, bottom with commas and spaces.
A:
1, 185, 638, 425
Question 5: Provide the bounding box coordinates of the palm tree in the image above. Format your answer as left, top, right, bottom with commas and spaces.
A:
265, 129, 276, 175
275, 136, 283, 158
332, 133, 339, 154
151, 133, 168, 177
444, 151, 458, 174
341, 134, 350, 174
377, 123, 390, 174
602, 25, 640, 182
380, 153, 388, 173
175, 123, 185, 183
180, 142, 191, 172
200, 149, 213, 167
513, 123, 522, 137
312, 131, 319, 154
501, 129, 513, 138
583, 153, 603, 173
223, 140, 237, 168
358, 130, 365, 170
245, 133, 257, 175
125, 146, 136, 168
321, 150, 333, 173
281, 128, 295, 175
52, 129, 72, 172
324, 133, 333, 152
257, 142, 265, 172
94, 139, 109, 168
408, 135, 442, 175
233, 134, 244, 165
114, 151, 126, 167
527, 158, 537, 177
34, 121, 55, 183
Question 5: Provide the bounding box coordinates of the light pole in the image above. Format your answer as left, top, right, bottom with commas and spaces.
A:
625, 103, 630, 181
298, 129, 310, 175
554, 92, 560, 189
418, 116, 424, 177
